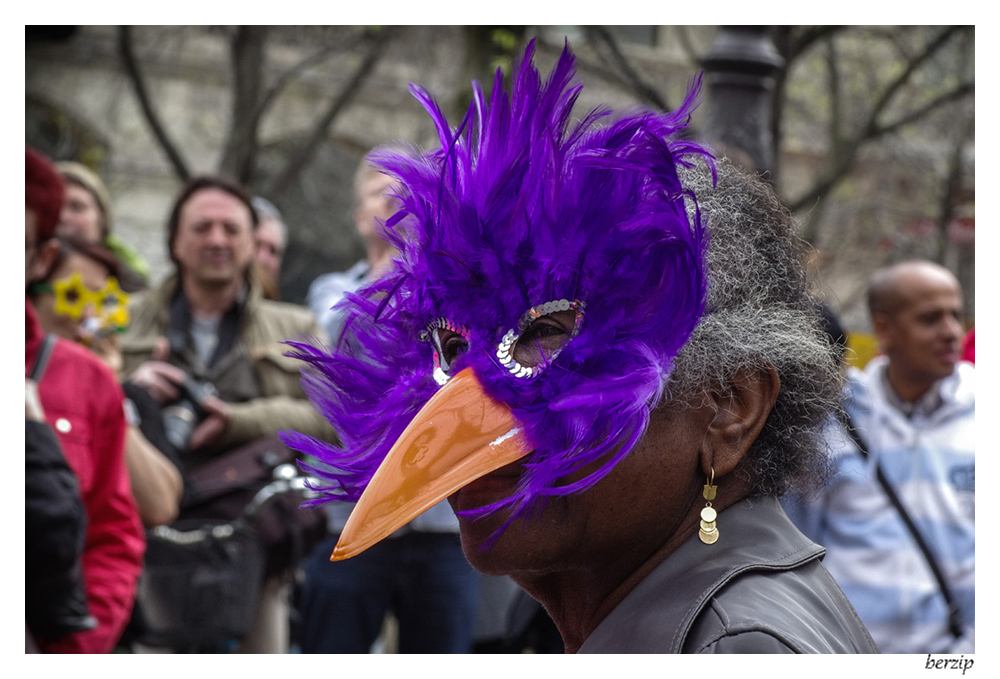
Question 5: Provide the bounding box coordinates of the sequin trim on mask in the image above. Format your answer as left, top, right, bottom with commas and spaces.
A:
420, 318, 471, 385
496, 299, 585, 380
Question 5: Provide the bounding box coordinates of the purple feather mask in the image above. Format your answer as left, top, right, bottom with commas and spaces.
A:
282, 40, 713, 559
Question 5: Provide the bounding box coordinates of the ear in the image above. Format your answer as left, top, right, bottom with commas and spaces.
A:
701, 365, 780, 479
871, 312, 894, 353
29, 238, 59, 283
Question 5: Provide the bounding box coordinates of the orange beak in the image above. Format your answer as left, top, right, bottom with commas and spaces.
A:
331, 367, 531, 560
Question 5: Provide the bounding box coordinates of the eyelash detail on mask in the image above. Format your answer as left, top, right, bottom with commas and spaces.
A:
497, 299, 585, 380
419, 318, 471, 385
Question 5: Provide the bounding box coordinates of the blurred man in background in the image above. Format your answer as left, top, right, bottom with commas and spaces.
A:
252, 196, 286, 301
120, 175, 333, 653
789, 260, 974, 653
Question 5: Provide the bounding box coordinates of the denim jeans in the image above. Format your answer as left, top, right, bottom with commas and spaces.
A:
298, 532, 480, 653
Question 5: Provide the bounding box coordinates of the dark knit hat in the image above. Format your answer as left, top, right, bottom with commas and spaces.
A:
26, 147, 65, 242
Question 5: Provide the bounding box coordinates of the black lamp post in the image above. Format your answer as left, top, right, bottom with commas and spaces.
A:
700, 26, 784, 175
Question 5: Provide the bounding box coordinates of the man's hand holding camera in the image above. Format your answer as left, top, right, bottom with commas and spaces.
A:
187, 395, 230, 450
129, 339, 231, 452
128, 339, 184, 403
130, 361, 187, 404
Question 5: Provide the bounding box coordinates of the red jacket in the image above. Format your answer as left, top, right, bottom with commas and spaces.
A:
25, 299, 145, 653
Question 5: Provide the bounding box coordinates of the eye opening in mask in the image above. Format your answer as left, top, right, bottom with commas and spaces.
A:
497, 299, 585, 380
420, 318, 471, 385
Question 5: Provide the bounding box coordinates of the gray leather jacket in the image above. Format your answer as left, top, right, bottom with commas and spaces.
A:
579, 496, 879, 653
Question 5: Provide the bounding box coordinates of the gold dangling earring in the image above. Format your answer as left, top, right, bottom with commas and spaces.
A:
699, 468, 719, 545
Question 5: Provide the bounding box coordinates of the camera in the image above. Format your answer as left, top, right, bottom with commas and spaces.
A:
162, 377, 217, 452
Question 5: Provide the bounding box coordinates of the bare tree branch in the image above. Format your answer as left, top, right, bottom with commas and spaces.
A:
792, 80, 972, 216
769, 26, 847, 185
796, 35, 844, 241
117, 26, 190, 181
251, 30, 373, 134
826, 36, 843, 144
533, 35, 623, 88
859, 26, 964, 139
790, 27, 972, 215
787, 25, 845, 61
584, 26, 669, 110
220, 26, 267, 182
872, 83, 974, 138
936, 112, 974, 263
264, 28, 393, 198
673, 26, 702, 64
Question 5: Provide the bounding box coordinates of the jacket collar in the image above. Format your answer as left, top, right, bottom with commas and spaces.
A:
853, 355, 974, 424
579, 495, 824, 653
147, 269, 261, 327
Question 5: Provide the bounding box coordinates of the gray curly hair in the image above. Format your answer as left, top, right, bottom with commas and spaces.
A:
667, 158, 841, 497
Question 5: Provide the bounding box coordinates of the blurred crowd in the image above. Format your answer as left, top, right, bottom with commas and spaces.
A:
25, 145, 561, 655
25, 129, 974, 654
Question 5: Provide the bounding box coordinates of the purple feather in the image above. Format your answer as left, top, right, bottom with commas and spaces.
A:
281, 40, 713, 526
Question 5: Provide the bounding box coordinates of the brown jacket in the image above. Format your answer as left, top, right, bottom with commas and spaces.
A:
121, 272, 336, 463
